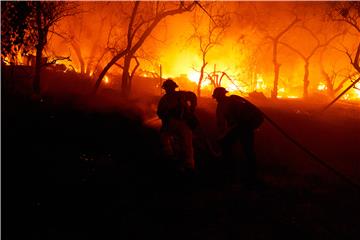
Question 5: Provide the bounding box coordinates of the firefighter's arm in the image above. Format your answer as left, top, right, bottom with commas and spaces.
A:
216, 107, 227, 133
157, 98, 168, 120
185, 91, 197, 112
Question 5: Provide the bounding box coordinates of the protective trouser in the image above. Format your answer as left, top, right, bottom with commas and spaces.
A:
219, 127, 257, 182
160, 119, 195, 171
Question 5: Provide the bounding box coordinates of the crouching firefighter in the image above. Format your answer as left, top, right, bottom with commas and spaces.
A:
212, 87, 264, 184
157, 79, 198, 173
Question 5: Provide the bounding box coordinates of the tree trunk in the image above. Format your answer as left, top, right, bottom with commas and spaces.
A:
93, 49, 127, 94
323, 72, 335, 98
121, 54, 132, 96
303, 61, 310, 98
92, 2, 196, 95
271, 42, 280, 99
197, 62, 207, 97
33, 1, 43, 95
33, 44, 44, 95
326, 85, 335, 98
71, 42, 85, 74
271, 64, 280, 99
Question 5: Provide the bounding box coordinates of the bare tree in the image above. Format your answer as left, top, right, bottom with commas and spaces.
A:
59, 14, 87, 74
320, 55, 356, 98
189, 8, 231, 97
49, 30, 85, 74
265, 17, 300, 99
279, 27, 343, 98
1, 2, 79, 94
29, 2, 79, 95
93, 1, 197, 95
47, 3, 113, 77
319, 2, 360, 110
330, 2, 360, 73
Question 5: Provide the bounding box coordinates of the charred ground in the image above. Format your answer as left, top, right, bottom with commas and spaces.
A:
3, 69, 360, 240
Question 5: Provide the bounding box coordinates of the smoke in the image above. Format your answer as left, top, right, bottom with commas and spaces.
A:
14, 1, 360, 99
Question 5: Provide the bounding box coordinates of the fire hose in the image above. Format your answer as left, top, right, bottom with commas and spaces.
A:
321, 77, 360, 113
149, 101, 360, 190
260, 110, 360, 191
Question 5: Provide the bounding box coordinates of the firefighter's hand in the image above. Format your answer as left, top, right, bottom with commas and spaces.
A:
189, 105, 195, 113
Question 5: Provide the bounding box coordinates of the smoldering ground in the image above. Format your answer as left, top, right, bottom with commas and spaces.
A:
4, 67, 360, 240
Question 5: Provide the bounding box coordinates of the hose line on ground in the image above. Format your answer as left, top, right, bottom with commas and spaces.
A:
261, 111, 360, 191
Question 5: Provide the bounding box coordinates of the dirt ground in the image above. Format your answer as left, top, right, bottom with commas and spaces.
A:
4, 87, 360, 239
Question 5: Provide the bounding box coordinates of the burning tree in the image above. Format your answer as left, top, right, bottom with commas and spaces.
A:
93, 1, 198, 96
331, 2, 360, 73
279, 26, 344, 98
53, 11, 88, 75
249, 3, 306, 98
266, 17, 300, 99
1, 1, 79, 95
319, 48, 357, 98
315, 2, 360, 110
1, 2, 32, 65
51, 4, 113, 76
189, 6, 231, 97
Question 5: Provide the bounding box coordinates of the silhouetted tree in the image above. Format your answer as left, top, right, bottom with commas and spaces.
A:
325, 1, 360, 102
31, 2, 79, 95
1, 2, 32, 64
331, 2, 360, 73
266, 17, 300, 99
279, 27, 343, 98
93, 1, 198, 96
319, 48, 356, 97
1, 1, 79, 95
190, 7, 230, 97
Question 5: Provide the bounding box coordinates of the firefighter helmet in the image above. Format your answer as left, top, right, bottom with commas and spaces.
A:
162, 79, 178, 90
212, 87, 228, 98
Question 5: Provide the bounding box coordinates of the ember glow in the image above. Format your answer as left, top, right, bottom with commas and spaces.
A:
187, 70, 201, 84
352, 82, 360, 99
104, 76, 109, 84
317, 83, 327, 91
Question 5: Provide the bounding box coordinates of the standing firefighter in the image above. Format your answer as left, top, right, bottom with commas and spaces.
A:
157, 79, 198, 173
212, 87, 264, 184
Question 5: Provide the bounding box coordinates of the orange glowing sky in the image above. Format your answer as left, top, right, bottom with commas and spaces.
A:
39, 2, 360, 98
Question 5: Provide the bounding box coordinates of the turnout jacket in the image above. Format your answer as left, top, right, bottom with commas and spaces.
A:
157, 91, 197, 129
216, 95, 263, 133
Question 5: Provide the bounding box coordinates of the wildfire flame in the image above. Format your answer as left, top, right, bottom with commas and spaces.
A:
187, 70, 200, 83
2, 2, 359, 101
317, 83, 327, 91
255, 74, 267, 91
104, 76, 109, 84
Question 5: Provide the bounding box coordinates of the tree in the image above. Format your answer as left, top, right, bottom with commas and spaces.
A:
1, 1, 79, 95
93, 1, 197, 96
329, 2, 360, 74
279, 27, 343, 98
319, 48, 357, 98
266, 17, 300, 99
249, 3, 302, 98
31, 2, 79, 95
189, 7, 230, 97
1, 2, 32, 64
51, 5, 108, 76
320, 2, 360, 110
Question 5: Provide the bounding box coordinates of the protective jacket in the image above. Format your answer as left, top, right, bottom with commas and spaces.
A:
216, 95, 263, 133
157, 91, 198, 130
157, 90, 197, 170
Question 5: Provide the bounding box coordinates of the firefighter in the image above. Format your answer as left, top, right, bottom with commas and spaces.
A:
212, 87, 263, 185
157, 79, 198, 173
